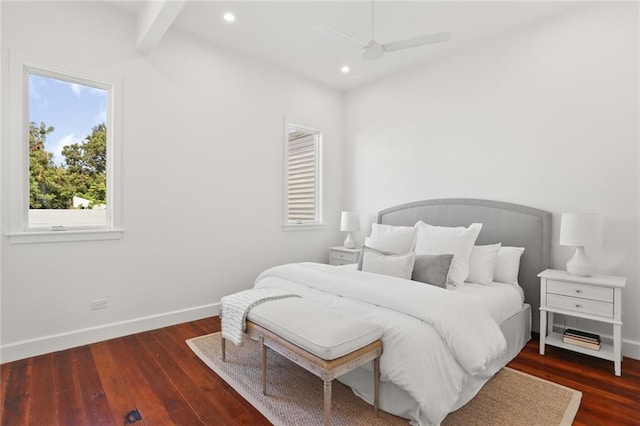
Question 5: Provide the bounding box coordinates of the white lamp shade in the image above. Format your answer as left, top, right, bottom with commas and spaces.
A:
340, 211, 360, 232
559, 213, 602, 247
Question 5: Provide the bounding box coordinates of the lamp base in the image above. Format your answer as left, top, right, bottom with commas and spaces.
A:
566, 246, 594, 276
344, 232, 356, 249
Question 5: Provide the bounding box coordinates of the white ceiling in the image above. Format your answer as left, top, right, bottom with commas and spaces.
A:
119, 1, 578, 91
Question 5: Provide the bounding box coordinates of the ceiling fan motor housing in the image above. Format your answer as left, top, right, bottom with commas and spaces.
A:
362, 41, 385, 60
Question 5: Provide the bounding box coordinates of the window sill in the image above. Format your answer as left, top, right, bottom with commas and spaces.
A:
7, 229, 124, 244
282, 223, 326, 232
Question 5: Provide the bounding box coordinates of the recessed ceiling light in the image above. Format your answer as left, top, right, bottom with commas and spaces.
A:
341, 65, 350, 74
223, 12, 235, 23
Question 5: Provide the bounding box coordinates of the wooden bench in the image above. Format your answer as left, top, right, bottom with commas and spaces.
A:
221, 298, 383, 426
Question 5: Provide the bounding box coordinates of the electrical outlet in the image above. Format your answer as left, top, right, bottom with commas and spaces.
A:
90, 299, 108, 310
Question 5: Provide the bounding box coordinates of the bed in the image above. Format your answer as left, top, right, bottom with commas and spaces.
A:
253, 198, 551, 425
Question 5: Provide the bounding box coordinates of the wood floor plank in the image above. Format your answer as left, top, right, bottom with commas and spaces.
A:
1, 358, 31, 426
163, 321, 238, 394
105, 336, 174, 424
1, 319, 639, 425
138, 330, 230, 425
190, 316, 219, 336
72, 345, 115, 425
89, 340, 143, 425
154, 326, 269, 424
121, 334, 204, 425
0, 362, 11, 420
26, 353, 57, 425
162, 318, 272, 424
54, 349, 88, 425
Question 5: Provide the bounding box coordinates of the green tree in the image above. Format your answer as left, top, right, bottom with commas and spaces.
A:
29, 122, 72, 209
28, 121, 107, 209
61, 123, 107, 206
29, 121, 53, 152
63, 123, 106, 175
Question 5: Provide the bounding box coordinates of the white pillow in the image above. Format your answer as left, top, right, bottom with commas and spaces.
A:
466, 243, 502, 284
493, 246, 525, 285
413, 221, 483, 286
366, 223, 416, 254
361, 250, 416, 280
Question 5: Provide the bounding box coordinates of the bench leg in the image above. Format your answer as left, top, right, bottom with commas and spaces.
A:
324, 380, 332, 426
374, 356, 380, 412
220, 310, 226, 362
260, 336, 267, 395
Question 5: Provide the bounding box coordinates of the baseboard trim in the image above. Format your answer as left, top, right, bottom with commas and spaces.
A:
1, 302, 221, 363
623, 338, 640, 361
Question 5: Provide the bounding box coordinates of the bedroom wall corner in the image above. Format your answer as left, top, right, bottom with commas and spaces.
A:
0, 1, 344, 362
343, 2, 640, 359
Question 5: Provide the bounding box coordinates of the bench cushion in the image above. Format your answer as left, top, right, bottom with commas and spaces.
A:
247, 298, 382, 360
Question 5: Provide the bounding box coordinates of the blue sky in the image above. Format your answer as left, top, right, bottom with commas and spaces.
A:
29, 74, 107, 166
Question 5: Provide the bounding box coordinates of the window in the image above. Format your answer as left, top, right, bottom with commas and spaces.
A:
6, 59, 121, 243
27, 69, 110, 229
283, 123, 323, 229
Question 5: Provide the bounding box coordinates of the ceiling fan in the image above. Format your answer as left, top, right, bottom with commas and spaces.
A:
312, 1, 450, 61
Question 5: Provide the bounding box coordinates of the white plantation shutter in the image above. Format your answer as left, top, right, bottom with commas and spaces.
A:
287, 134, 316, 222
285, 128, 321, 225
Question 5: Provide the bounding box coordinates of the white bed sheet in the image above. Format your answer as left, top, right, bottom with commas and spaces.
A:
449, 281, 524, 324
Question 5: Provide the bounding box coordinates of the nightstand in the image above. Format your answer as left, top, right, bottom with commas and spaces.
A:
538, 269, 626, 376
328, 246, 361, 266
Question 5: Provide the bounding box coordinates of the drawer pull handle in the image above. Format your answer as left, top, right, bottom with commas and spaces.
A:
575, 304, 582, 308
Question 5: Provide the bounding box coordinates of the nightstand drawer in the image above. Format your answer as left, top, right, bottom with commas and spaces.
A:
331, 258, 355, 266
547, 293, 613, 318
547, 280, 613, 303
330, 251, 359, 262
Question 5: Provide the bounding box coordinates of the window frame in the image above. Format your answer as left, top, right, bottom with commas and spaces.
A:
282, 121, 324, 231
5, 55, 123, 244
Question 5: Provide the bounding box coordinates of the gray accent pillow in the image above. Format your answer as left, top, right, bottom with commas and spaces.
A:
411, 254, 454, 288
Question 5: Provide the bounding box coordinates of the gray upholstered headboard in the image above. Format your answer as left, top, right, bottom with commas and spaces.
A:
378, 198, 552, 332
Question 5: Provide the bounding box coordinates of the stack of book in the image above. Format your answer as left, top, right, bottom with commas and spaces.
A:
563, 329, 601, 351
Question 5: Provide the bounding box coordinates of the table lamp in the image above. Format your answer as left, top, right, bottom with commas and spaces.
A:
340, 211, 360, 249
559, 213, 602, 276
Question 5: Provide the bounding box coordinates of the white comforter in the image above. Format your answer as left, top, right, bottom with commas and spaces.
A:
254, 263, 507, 426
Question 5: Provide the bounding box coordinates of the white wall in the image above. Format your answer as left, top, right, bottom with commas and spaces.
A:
0, 2, 344, 361
344, 3, 640, 358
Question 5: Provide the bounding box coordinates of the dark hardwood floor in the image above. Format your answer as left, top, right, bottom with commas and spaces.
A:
1, 318, 639, 425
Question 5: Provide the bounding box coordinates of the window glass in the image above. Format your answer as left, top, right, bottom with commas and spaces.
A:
28, 72, 109, 229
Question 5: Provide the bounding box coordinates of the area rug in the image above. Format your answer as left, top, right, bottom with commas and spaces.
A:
187, 332, 581, 425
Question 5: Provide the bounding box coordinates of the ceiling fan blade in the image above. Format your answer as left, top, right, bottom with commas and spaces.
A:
383, 31, 450, 53
311, 24, 366, 47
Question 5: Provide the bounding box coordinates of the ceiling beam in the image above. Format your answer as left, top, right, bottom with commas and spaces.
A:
136, 0, 188, 55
